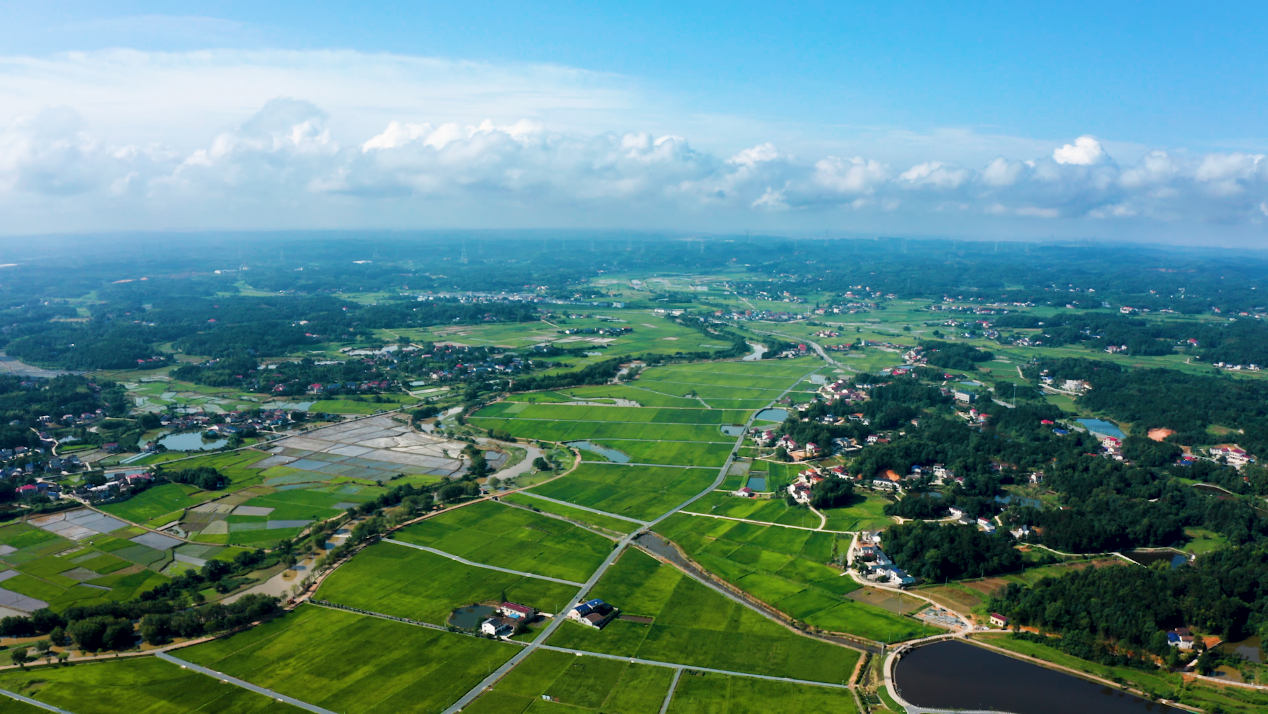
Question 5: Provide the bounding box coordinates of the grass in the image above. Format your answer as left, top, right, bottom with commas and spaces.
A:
526, 463, 719, 522
315, 540, 579, 623
666, 671, 859, 714
501, 492, 639, 534
973, 633, 1268, 714
464, 649, 676, 714
310, 395, 419, 414
392, 500, 615, 583
585, 440, 736, 467
655, 514, 930, 643
1182, 527, 1229, 555
476, 403, 752, 425
0, 656, 304, 714
181, 604, 519, 714
469, 417, 734, 443
547, 549, 860, 683
98, 482, 206, 523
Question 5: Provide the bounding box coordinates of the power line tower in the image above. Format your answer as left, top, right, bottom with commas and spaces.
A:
460, 241, 468, 265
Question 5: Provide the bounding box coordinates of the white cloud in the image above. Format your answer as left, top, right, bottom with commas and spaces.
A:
1, 51, 1268, 237
1053, 135, 1109, 166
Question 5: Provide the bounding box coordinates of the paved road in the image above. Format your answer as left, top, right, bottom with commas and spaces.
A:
383, 539, 585, 586
658, 669, 683, 714
512, 491, 650, 525
156, 652, 338, 714
0, 689, 76, 714
538, 645, 852, 689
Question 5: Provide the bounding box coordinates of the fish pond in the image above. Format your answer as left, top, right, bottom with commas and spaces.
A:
894, 640, 1176, 714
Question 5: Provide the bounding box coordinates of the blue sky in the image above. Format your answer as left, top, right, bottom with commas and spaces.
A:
2, 2, 1267, 243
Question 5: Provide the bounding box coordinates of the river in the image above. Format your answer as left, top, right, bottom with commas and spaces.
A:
893, 640, 1175, 714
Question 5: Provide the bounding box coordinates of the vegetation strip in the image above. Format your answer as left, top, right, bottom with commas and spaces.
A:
154, 652, 338, 714
658, 668, 684, 714
382, 538, 586, 586
0, 689, 77, 714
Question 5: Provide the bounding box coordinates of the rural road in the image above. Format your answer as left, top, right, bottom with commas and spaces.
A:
0, 688, 76, 714
538, 644, 854, 689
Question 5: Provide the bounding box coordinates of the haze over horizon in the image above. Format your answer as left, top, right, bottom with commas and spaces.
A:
2, 2, 1267, 246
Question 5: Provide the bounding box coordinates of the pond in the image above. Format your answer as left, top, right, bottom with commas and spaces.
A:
564, 441, 631, 463
995, 494, 1043, 510
1123, 549, 1189, 569
157, 432, 229, 452
720, 425, 745, 437
894, 640, 1175, 714
1222, 635, 1265, 664
745, 476, 767, 491
754, 408, 788, 422
447, 604, 497, 631
1193, 483, 1234, 499
742, 342, 768, 361
1077, 418, 1125, 438
267, 401, 315, 411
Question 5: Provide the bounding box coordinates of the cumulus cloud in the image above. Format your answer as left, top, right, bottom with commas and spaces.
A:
1053, 135, 1109, 166
2, 86, 1268, 236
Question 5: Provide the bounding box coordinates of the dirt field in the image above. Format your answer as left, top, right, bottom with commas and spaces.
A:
847, 587, 927, 615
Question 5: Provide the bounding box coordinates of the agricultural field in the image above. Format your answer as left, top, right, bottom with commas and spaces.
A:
655, 514, 934, 643
182, 604, 519, 714
314, 541, 580, 623
666, 671, 859, 714
97, 482, 209, 524
391, 500, 614, 583
463, 649, 676, 714
526, 464, 720, 522
500, 493, 640, 535
0, 657, 306, 714
683, 490, 896, 533
547, 549, 860, 683
0, 517, 177, 612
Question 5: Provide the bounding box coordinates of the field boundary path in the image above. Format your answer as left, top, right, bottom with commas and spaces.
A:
0, 689, 77, 714
156, 652, 339, 714
382, 539, 585, 586
442, 367, 834, 713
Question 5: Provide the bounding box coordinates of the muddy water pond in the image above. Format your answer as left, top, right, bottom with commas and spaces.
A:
894, 640, 1174, 714
447, 604, 496, 630
1123, 549, 1189, 569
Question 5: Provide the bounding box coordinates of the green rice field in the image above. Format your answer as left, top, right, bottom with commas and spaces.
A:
547, 549, 860, 683
463, 649, 676, 714
0, 657, 305, 714
655, 514, 932, 643
392, 500, 614, 583
181, 604, 518, 714
667, 671, 859, 714
314, 540, 579, 623
500, 493, 640, 534
526, 463, 720, 522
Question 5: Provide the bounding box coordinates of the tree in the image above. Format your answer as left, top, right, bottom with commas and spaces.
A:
34, 639, 52, 657
532, 456, 551, 471
10, 647, 28, 668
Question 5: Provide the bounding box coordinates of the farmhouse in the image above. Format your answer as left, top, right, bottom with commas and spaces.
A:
567, 599, 617, 629
990, 613, 1009, 628
480, 617, 517, 637
500, 602, 537, 620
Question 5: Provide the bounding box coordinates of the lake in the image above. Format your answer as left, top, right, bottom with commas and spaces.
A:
754, 408, 788, 422
564, 441, 631, 463
157, 432, 229, 451
1077, 418, 1125, 438
894, 640, 1175, 714
742, 342, 768, 361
